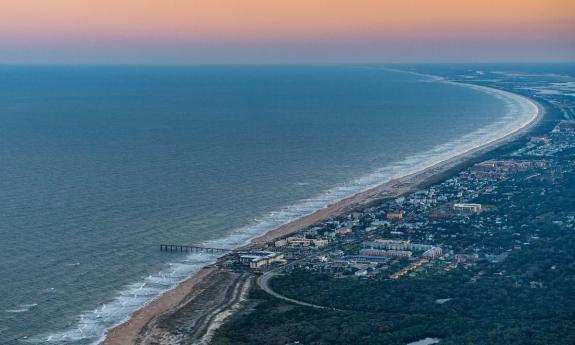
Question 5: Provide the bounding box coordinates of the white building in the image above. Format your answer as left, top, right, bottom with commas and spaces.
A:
239, 251, 285, 269
422, 247, 443, 258
275, 237, 328, 248
360, 248, 412, 258
453, 203, 482, 214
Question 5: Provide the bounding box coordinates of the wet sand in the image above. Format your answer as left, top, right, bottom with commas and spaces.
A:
101, 267, 217, 345
101, 86, 543, 345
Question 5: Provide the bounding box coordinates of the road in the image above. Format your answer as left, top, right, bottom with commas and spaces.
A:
257, 270, 332, 309
256, 249, 342, 311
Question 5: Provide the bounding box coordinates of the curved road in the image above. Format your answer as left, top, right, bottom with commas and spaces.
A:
257, 270, 339, 310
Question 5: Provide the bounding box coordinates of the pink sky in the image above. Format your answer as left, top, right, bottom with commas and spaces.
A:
1, 0, 574, 63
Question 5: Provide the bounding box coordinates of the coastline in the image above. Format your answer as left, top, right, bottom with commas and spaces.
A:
246, 82, 542, 245
101, 266, 217, 345
101, 77, 544, 345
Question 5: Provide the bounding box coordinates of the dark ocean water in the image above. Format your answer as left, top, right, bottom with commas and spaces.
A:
0, 65, 532, 344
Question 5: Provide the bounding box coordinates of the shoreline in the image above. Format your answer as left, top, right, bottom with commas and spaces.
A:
100, 266, 217, 345
101, 77, 544, 345
249, 83, 542, 245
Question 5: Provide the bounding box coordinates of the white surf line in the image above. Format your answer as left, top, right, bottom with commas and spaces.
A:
205, 69, 543, 252
383, 67, 542, 154
105, 69, 541, 344
41, 68, 543, 345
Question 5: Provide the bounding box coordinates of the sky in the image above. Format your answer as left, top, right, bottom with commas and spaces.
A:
1, 0, 574, 63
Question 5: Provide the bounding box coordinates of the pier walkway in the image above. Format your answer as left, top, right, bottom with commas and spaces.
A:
159, 244, 232, 254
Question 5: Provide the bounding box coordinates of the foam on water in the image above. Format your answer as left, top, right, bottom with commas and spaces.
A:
5, 304, 38, 314
30, 254, 219, 345
36, 79, 539, 345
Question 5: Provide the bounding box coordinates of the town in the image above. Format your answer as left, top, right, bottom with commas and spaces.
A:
214, 120, 575, 287
147, 67, 575, 345
206, 69, 575, 345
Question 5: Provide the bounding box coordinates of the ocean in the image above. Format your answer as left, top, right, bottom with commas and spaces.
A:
0, 65, 535, 344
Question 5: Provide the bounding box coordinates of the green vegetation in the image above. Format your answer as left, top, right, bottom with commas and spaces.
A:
212, 78, 575, 345
213, 237, 575, 345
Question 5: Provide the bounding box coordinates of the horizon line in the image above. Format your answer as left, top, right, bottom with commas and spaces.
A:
1, 61, 575, 66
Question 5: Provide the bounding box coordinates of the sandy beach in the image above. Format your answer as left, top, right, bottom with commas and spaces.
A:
101, 267, 217, 345
101, 82, 543, 345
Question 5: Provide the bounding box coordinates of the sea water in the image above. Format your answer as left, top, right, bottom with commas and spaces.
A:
0, 65, 534, 344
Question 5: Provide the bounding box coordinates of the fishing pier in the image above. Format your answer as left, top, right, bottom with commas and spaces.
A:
159, 244, 233, 254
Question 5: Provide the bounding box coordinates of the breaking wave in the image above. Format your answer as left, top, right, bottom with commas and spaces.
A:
36, 77, 539, 345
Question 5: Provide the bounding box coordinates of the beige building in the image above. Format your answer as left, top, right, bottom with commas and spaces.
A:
386, 211, 404, 221
373, 239, 410, 251
275, 237, 328, 248
453, 203, 482, 214
335, 227, 352, 236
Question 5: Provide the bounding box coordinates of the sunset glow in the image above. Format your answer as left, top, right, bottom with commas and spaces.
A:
1, 0, 574, 63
